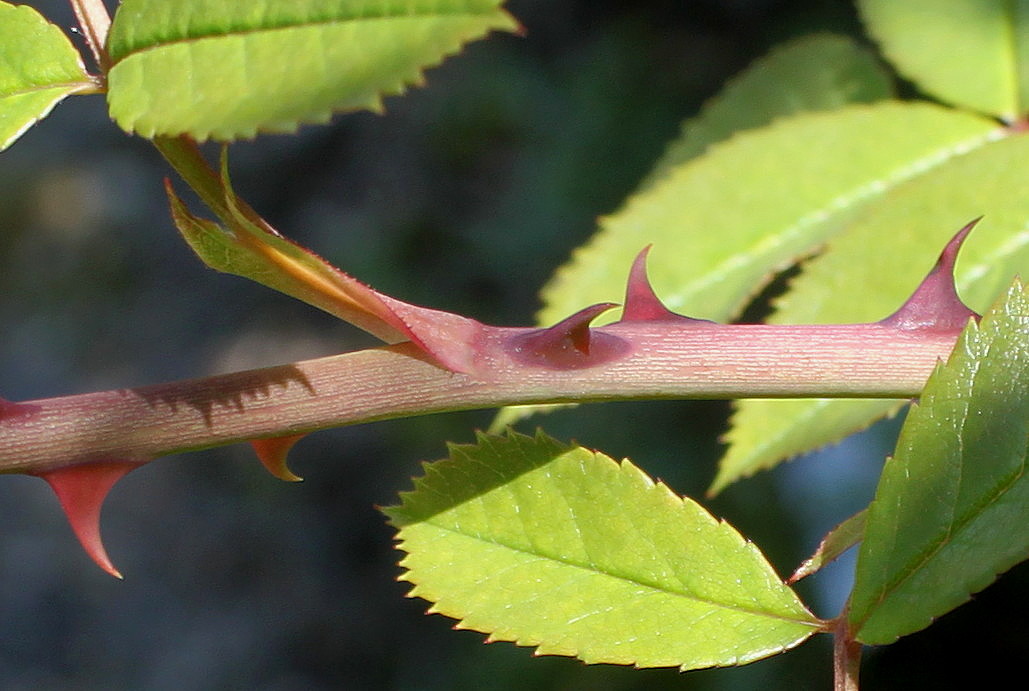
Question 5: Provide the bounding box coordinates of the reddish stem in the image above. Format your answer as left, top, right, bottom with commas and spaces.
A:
69, 0, 111, 72
833, 616, 862, 691
1, 321, 959, 475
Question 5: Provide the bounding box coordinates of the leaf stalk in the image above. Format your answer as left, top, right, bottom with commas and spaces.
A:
69, 0, 111, 72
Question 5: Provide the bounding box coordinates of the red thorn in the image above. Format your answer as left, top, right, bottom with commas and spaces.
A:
569, 303, 617, 353
250, 434, 305, 482
881, 219, 981, 332
507, 303, 630, 369
33, 460, 143, 579
619, 247, 714, 325
532, 303, 618, 355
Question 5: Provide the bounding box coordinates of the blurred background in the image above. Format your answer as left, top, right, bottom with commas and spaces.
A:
1, 0, 1025, 688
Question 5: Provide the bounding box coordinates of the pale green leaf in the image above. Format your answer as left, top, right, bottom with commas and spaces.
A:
538, 103, 996, 330
713, 400, 905, 495
848, 280, 1029, 644
788, 509, 866, 584
0, 2, 94, 152
106, 0, 517, 140
716, 133, 1029, 492
858, 0, 1029, 120
644, 33, 893, 190
386, 430, 821, 670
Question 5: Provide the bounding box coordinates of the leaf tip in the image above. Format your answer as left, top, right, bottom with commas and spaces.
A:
786, 564, 810, 585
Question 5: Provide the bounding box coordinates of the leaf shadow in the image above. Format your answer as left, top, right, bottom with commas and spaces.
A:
384, 430, 571, 525
134, 363, 315, 426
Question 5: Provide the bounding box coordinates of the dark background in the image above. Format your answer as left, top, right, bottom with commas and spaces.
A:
1, 1, 1025, 688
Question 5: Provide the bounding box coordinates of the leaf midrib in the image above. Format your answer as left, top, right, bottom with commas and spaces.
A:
690, 128, 1001, 313
0, 80, 94, 100
109, 11, 504, 64
412, 519, 821, 628
1002, 0, 1024, 118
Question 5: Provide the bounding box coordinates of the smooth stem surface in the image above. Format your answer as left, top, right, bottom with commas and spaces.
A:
833, 617, 862, 691
69, 0, 111, 71
1, 323, 958, 474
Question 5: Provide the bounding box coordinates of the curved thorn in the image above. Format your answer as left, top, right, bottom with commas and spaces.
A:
506, 303, 631, 369
881, 218, 981, 331
34, 460, 144, 579
528, 303, 618, 355
251, 434, 305, 482
619, 247, 714, 324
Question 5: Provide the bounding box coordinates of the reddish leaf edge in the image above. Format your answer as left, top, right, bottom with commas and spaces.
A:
788, 509, 867, 584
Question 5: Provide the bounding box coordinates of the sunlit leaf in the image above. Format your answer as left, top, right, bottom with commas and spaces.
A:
858, 0, 1029, 120
716, 134, 1029, 492
0, 2, 95, 151
848, 280, 1029, 644
387, 430, 821, 670
106, 0, 517, 140
643, 33, 893, 190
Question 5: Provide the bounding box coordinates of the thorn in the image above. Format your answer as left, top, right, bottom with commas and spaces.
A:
563, 303, 618, 353
517, 302, 616, 356
250, 434, 305, 482
33, 460, 143, 579
881, 219, 981, 331
523, 303, 618, 356
619, 247, 714, 324
507, 303, 630, 369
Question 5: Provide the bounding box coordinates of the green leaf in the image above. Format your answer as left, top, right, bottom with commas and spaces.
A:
715, 133, 1029, 492
106, 0, 517, 140
0, 2, 95, 152
538, 102, 996, 330
386, 430, 821, 670
848, 280, 1029, 644
788, 510, 866, 584
858, 0, 1029, 120
643, 33, 893, 190
714, 400, 905, 496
